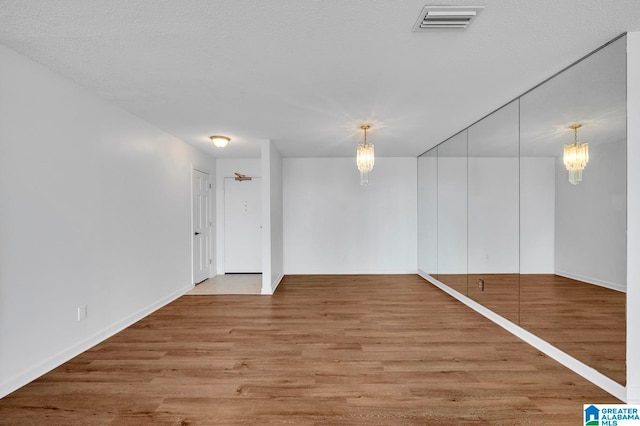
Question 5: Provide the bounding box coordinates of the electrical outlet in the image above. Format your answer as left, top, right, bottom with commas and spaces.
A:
77, 305, 87, 321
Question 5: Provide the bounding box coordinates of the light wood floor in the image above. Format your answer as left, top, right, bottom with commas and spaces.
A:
0, 275, 619, 425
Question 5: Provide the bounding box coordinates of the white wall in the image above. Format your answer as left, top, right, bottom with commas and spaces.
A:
626, 30, 640, 404
417, 154, 437, 274
520, 157, 556, 273
261, 140, 284, 293
468, 157, 519, 273
0, 44, 215, 397
283, 157, 417, 274
215, 158, 261, 274
554, 139, 627, 290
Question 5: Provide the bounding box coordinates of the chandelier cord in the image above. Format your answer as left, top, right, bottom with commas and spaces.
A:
361, 124, 369, 146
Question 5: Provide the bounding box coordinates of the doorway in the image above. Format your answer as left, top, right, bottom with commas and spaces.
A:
224, 177, 262, 273
192, 169, 211, 284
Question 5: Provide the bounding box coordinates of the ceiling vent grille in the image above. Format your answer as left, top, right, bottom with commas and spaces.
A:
413, 6, 484, 31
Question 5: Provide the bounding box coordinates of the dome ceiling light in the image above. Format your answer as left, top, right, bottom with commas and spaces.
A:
210, 135, 230, 148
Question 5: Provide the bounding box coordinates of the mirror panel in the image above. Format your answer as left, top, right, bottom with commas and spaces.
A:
467, 100, 520, 323
437, 131, 468, 295
519, 36, 627, 384
418, 35, 627, 386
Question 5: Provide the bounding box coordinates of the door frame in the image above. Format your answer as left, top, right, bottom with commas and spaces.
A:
192, 167, 213, 285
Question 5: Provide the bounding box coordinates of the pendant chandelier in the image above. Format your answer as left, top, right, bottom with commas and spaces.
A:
563, 124, 589, 185
357, 124, 375, 185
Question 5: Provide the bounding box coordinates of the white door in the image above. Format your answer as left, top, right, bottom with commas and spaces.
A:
193, 169, 211, 284
224, 177, 261, 273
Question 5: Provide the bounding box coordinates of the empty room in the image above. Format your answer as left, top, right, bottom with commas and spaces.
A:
1, 1, 640, 424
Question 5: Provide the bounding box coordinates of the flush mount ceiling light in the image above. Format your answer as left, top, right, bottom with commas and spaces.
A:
209, 135, 230, 148
563, 124, 589, 185
412, 5, 484, 31
356, 124, 375, 186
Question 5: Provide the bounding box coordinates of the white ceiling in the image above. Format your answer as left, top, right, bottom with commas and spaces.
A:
1, 0, 639, 159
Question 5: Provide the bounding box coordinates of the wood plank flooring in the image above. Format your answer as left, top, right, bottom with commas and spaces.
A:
0, 275, 619, 425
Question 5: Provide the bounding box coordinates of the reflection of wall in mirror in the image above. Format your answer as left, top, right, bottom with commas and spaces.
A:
437, 157, 467, 274
468, 157, 519, 273
521, 157, 556, 273
555, 138, 627, 291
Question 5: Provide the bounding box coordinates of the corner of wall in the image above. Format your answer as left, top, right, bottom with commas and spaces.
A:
626, 30, 640, 404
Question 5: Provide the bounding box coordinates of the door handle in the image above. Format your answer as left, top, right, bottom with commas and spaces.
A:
194, 232, 201, 236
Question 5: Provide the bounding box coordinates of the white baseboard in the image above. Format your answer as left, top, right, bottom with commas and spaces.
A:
627, 386, 640, 404
271, 273, 284, 293
260, 273, 284, 295
555, 270, 626, 292
417, 270, 627, 403
0, 283, 193, 399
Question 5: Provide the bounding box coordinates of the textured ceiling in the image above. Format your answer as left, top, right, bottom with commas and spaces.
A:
1, 0, 639, 158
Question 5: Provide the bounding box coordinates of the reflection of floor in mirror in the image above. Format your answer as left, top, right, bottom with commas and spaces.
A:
187, 274, 262, 295
429, 273, 626, 385
520, 274, 626, 385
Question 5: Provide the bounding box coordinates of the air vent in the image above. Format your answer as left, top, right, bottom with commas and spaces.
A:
413, 6, 484, 31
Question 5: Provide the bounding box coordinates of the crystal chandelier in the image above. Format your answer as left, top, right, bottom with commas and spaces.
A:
563, 124, 589, 185
357, 124, 375, 185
